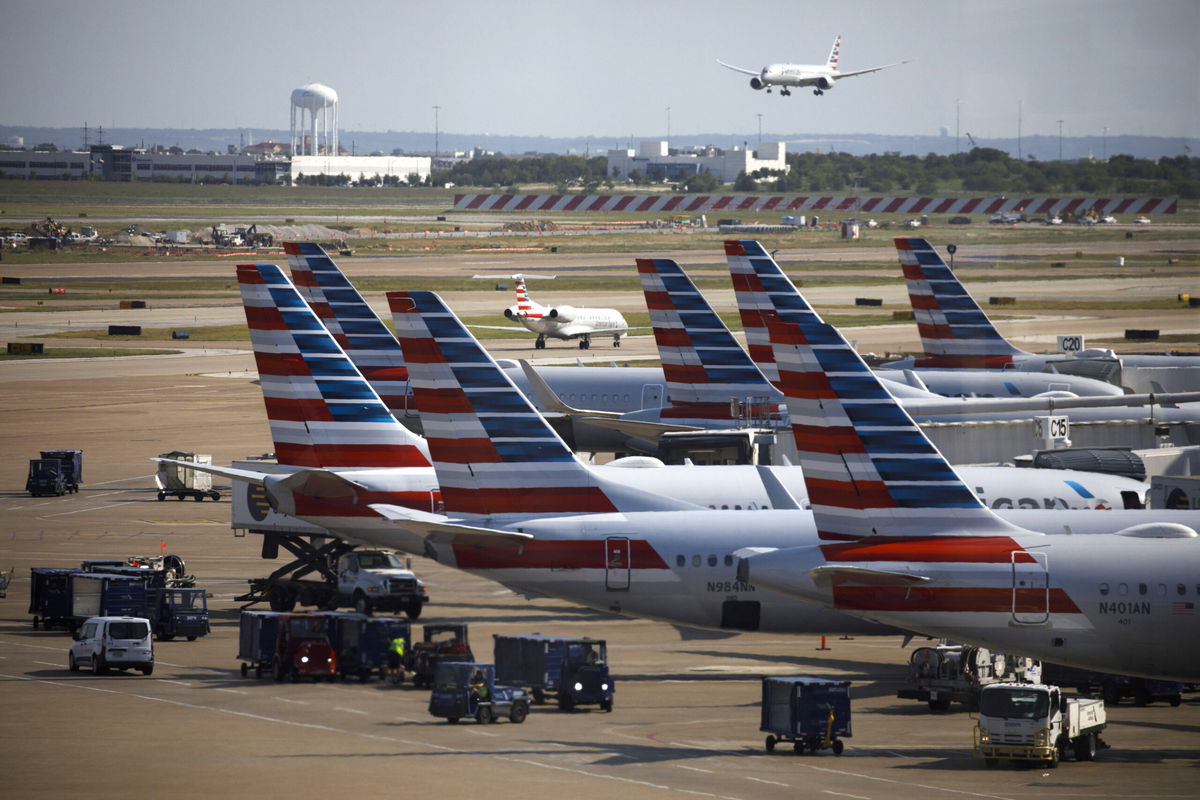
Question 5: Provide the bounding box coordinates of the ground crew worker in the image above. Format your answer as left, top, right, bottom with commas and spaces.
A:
387, 635, 406, 676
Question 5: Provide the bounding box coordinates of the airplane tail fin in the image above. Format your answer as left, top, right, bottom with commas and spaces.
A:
388, 290, 689, 516
236, 263, 431, 470
765, 310, 1021, 541
826, 35, 842, 71
283, 242, 415, 421
514, 276, 539, 318
636, 257, 776, 407
895, 238, 1030, 366
725, 239, 817, 385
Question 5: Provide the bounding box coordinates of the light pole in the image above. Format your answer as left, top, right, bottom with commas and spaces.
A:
955, 99, 961, 154
433, 105, 441, 163
1102, 126, 1109, 161
1057, 119, 1064, 161
757, 113, 763, 145
666, 106, 671, 144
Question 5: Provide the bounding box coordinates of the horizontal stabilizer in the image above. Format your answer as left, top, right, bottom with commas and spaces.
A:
518, 359, 620, 419
576, 415, 704, 439
368, 503, 534, 546
809, 564, 932, 588
909, 390, 1200, 416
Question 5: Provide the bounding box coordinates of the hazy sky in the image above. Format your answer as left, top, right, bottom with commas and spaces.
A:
3, 0, 1196, 141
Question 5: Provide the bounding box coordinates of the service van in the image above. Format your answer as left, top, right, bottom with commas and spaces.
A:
69, 616, 155, 675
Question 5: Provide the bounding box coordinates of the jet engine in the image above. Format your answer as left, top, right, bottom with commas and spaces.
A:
750, 77, 766, 90
816, 76, 836, 91
548, 305, 576, 322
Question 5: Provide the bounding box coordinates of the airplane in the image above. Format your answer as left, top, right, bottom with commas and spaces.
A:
889, 237, 1200, 378
718, 35, 908, 97
165, 265, 1195, 637
377, 289, 1200, 635
471, 274, 633, 350
734, 294, 1200, 680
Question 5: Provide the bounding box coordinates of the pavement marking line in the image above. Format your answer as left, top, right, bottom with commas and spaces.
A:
798, 764, 1016, 800
822, 792, 871, 799
335, 707, 369, 715
746, 777, 789, 788
272, 696, 309, 705
215, 688, 247, 695
674, 765, 714, 774
33, 660, 62, 667
463, 728, 501, 737
42, 501, 141, 518
157, 679, 192, 686
1, 672, 747, 800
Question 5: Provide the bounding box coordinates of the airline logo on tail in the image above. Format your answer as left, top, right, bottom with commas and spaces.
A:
895, 238, 1028, 367
513, 277, 541, 319
388, 290, 617, 517
637, 257, 776, 408
826, 35, 841, 70
237, 263, 430, 470
283, 242, 414, 417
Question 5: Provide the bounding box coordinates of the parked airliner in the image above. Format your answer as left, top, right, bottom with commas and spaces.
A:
736, 296, 1199, 680
473, 274, 631, 349
718, 35, 908, 96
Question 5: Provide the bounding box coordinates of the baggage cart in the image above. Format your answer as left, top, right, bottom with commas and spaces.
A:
761, 676, 851, 755
493, 634, 613, 710
411, 623, 473, 687
156, 452, 220, 501
316, 611, 411, 682
145, 587, 210, 641
29, 567, 79, 630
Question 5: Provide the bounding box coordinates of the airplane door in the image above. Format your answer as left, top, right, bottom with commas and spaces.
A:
605, 537, 631, 591
641, 384, 664, 409
1012, 551, 1049, 625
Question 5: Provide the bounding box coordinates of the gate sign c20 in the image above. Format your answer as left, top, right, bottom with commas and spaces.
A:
1057, 335, 1085, 353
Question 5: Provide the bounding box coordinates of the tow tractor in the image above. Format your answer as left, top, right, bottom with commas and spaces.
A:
410, 623, 473, 687
428, 662, 530, 725
975, 683, 1107, 768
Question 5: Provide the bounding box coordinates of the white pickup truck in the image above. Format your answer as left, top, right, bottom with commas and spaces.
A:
259, 549, 429, 618
975, 683, 1106, 768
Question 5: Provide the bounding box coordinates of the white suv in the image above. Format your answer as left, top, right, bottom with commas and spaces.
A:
69, 616, 155, 675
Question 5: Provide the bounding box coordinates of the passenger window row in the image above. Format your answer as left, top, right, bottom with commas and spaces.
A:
1098, 582, 1199, 596
676, 554, 737, 568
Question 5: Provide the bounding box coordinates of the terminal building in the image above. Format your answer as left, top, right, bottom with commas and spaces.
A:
606, 140, 788, 184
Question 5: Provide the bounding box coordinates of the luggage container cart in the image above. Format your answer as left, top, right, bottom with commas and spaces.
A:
237, 609, 282, 678
156, 452, 220, 501
761, 676, 851, 755
316, 611, 411, 682
28, 568, 79, 630
493, 634, 613, 710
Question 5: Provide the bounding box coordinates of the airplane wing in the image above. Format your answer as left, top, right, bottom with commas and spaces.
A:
576, 415, 704, 438
368, 503, 534, 547
907, 390, 1200, 417
835, 59, 911, 79
717, 58, 761, 76
809, 564, 932, 588
467, 324, 535, 332
518, 359, 621, 419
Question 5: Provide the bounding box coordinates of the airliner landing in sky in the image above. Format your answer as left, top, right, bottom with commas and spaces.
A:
718, 35, 908, 96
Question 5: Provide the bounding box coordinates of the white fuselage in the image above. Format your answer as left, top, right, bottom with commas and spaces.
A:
758, 63, 837, 89
506, 301, 628, 341
741, 532, 1200, 681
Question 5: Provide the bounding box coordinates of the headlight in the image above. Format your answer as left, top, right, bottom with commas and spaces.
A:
601, 683, 609, 691
300, 656, 309, 664
1034, 729, 1048, 746
367, 587, 381, 593
978, 731, 990, 744
574, 682, 583, 692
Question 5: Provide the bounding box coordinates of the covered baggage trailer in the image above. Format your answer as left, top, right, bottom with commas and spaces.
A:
28, 567, 79, 630
761, 676, 852, 755
70, 573, 149, 629
156, 452, 219, 502
237, 610, 336, 682
238, 610, 283, 678
316, 611, 411, 682
41, 449, 82, 493
493, 634, 613, 710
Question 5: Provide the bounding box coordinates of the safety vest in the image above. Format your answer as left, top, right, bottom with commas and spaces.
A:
389, 638, 406, 656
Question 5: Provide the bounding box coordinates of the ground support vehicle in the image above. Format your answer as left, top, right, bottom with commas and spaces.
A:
28, 568, 79, 630
1041, 662, 1184, 707
27, 449, 82, 496
156, 452, 220, 501
410, 624, 474, 688
69, 616, 154, 675
316, 611, 411, 682
428, 662, 530, 725
975, 683, 1107, 768
898, 644, 1038, 712
761, 677, 851, 755
237, 610, 336, 682
0, 566, 11, 598
242, 544, 428, 618
493, 634, 613, 711
145, 587, 210, 641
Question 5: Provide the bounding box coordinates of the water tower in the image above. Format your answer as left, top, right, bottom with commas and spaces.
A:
290, 83, 339, 156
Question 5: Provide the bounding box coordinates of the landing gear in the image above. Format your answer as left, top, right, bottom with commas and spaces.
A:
578, 336, 591, 350
612, 335, 621, 348
780, 88, 791, 96
813, 89, 824, 96
534, 335, 546, 350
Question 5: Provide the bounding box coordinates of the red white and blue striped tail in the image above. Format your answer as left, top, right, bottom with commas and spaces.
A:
237, 263, 431, 470
283, 242, 416, 423
388, 290, 687, 518
637, 257, 777, 406
726, 239, 823, 386
514, 276, 539, 317
895, 237, 1029, 367
765, 314, 1023, 541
